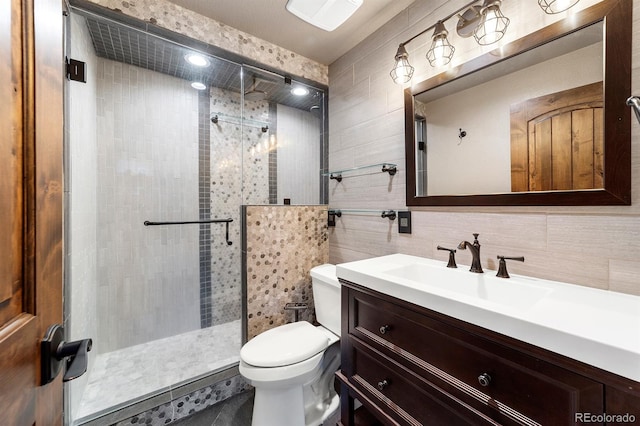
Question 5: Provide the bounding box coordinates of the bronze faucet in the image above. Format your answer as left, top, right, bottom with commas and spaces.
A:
458, 233, 483, 273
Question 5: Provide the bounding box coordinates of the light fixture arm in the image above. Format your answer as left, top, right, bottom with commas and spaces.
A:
397, 0, 480, 48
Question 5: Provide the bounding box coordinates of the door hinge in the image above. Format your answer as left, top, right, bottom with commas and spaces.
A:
66, 57, 87, 83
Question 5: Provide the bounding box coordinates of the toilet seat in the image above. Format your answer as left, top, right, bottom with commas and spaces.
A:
241, 321, 329, 367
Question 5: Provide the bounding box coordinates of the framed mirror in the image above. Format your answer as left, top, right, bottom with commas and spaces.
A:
405, 0, 631, 206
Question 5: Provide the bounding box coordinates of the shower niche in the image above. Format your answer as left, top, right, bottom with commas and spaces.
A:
65, 7, 327, 425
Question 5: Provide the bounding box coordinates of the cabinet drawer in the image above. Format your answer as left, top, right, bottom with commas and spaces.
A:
349, 339, 498, 426
349, 288, 603, 425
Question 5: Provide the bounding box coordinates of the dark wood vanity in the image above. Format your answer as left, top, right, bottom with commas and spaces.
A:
337, 280, 640, 425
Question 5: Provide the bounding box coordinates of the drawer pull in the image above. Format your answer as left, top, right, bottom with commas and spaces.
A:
379, 325, 391, 334
478, 373, 492, 387
377, 379, 389, 391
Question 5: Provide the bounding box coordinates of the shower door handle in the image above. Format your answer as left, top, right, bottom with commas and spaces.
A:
41, 324, 93, 385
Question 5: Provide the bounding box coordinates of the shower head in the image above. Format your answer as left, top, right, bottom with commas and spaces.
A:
244, 90, 267, 101
627, 96, 640, 124
244, 77, 267, 101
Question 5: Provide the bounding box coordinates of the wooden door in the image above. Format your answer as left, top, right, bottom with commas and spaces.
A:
0, 0, 64, 424
510, 82, 603, 192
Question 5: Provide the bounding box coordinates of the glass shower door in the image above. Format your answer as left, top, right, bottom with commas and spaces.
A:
65, 9, 245, 424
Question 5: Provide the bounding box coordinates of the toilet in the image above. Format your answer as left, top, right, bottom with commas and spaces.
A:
239, 263, 341, 426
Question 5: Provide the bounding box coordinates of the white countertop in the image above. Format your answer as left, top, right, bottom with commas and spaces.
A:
336, 253, 640, 382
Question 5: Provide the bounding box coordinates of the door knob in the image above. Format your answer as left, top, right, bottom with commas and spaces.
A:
41, 324, 93, 385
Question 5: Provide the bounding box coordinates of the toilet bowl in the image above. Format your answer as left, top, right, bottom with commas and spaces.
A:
239, 263, 340, 426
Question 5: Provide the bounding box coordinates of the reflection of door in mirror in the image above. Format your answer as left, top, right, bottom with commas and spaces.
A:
510, 82, 603, 192
415, 114, 427, 195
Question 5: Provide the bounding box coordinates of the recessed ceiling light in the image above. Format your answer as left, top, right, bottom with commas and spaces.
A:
291, 87, 309, 96
191, 82, 207, 90
185, 53, 210, 67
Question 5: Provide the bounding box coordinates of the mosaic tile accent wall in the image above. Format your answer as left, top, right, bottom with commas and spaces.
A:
115, 374, 250, 426
208, 87, 271, 327
244, 205, 329, 340
85, 0, 328, 85
198, 88, 213, 328
268, 103, 278, 204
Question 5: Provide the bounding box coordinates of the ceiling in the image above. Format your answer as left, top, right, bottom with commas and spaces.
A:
83, 13, 325, 112
164, 0, 416, 65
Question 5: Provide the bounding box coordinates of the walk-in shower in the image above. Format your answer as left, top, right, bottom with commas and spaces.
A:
64, 5, 326, 424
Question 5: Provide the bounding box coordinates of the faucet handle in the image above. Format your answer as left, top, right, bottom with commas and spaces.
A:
472, 233, 480, 243
437, 246, 457, 268
496, 255, 525, 278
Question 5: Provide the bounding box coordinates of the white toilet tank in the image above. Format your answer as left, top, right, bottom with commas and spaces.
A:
310, 264, 341, 337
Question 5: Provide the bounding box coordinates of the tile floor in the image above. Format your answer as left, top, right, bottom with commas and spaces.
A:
172, 389, 254, 426
173, 389, 341, 426
75, 320, 241, 423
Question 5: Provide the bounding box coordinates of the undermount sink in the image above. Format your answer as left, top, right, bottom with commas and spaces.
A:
382, 262, 553, 310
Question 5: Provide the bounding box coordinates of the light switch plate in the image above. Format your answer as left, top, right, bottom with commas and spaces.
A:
398, 211, 411, 234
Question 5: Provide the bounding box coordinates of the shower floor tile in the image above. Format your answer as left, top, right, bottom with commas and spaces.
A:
76, 320, 241, 422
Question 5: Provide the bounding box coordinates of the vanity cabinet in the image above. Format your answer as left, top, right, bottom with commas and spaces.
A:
337, 280, 640, 426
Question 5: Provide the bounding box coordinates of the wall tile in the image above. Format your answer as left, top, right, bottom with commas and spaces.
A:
328, 0, 640, 294
609, 260, 640, 295
244, 206, 329, 339
96, 58, 200, 352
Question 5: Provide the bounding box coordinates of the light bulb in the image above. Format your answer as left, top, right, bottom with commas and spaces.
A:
473, 1, 509, 45
390, 44, 414, 84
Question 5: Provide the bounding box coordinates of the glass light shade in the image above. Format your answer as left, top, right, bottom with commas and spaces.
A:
538, 0, 580, 14
473, 0, 510, 45
426, 21, 455, 67
390, 44, 414, 84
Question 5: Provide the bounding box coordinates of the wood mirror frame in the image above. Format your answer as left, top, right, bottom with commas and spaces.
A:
404, 0, 631, 206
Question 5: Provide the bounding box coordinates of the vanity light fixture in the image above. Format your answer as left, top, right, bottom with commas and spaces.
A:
426, 21, 456, 67
473, 0, 510, 45
191, 82, 207, 90
390, 0, 517, 84
538, 0, 580, 14
390, 44, 414, 84
184, 53, 210, 67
